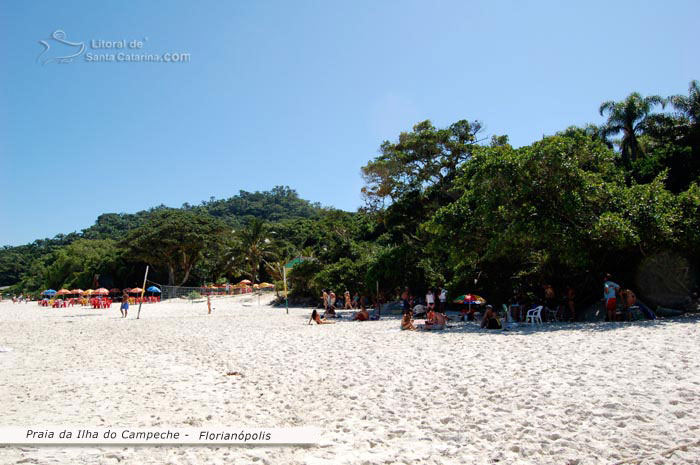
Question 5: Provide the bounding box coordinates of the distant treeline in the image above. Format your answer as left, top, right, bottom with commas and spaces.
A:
2, 82, 699, 307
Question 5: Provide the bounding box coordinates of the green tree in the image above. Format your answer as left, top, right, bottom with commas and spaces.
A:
599, 92, 665, 166
44, 239, 120, 289
124, 210, 227, 286
361, 119, 484, 210
237, 218, 277, 283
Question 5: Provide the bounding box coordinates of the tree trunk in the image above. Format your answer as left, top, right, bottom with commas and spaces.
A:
167, 265, 176, 286
179, 264, 193, 287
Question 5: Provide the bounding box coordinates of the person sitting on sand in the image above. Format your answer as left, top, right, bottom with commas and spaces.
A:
350, 306, 369, 321
480, 305, 502, 329
309, 309, 335, 325
401, 311, 416, 331
423, 309, 446, 330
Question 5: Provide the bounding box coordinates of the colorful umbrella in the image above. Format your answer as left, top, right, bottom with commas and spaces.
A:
71, 289, 84, 295
94, 288, 109, 295
42, 289, 57, 296
56, 289, 71, 295
84, 289, 94, 296
453, 294, 486, 304
238, 279, 252, 285
109, 288, 121, 294
146, 286, 161, 293
129, 288, 144, 294
259, 282, 275, 288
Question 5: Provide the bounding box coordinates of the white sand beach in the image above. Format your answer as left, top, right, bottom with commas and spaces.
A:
1, 295, 699, 465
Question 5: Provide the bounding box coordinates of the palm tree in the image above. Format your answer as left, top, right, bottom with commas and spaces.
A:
599, 92, 665, 165
237, 219, 276, 283
668, 80, 700, 128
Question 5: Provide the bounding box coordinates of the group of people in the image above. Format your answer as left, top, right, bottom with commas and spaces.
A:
602, 274, 640, 321
399, 286, 453, 331
308, 289, 378, 324
508, 274, 642, 323
310, 272, 648, 328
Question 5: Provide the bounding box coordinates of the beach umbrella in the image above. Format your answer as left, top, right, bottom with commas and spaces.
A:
453, 294, 485, 304
453, 293, 485, 316
147, 286, 161, 293
129, 288, 144, 294
71, 289, 84, 295
259, 282, 275, 288
84, 289, 94, 296
56, 289, 71, 295
94, 288, 109, 296
238, 279, 252, 285
109, 288, 121, 294
42, 289, 57, 296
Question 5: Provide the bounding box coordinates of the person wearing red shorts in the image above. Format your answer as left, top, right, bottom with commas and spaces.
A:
603, 274, 620, 322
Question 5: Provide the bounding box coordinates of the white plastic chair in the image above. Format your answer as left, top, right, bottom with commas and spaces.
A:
525, 306, 543, 325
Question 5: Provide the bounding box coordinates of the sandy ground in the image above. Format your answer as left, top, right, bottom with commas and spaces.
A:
0, 295, 699, 465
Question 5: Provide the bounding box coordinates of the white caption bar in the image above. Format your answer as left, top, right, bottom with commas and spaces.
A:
0, 427, 319, 445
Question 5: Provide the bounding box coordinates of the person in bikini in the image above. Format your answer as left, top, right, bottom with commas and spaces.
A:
344, 291, 353, 309
401, 311, 416, 331
309, 309, 335, 325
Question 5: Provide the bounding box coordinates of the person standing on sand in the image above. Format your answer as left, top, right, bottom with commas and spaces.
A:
620, 289, 637, 321
344, 291, 352, 309
120, 292, 129, 318
426, 288, 435, 311
207, 295, 212, 314
603, 274, 621, 322
401, 287, 410, 313
438, 286, 447, 313
322, 289, 328, 311
543, 284, 556, 321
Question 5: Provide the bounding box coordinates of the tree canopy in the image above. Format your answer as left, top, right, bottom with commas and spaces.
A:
2, 82, 699, 309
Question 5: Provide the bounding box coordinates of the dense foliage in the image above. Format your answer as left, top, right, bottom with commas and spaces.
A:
2, 82, 698, 308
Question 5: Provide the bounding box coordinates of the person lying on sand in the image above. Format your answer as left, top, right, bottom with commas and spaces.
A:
349, 306, 369, 321
309, 309, 335, 325
401, 311, 416, 331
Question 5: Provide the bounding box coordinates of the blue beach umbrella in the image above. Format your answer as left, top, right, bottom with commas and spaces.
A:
42, 289, 57, 296
146, 286, 161, 293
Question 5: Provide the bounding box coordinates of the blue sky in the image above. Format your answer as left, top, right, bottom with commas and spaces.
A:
1, 0, 698, 246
